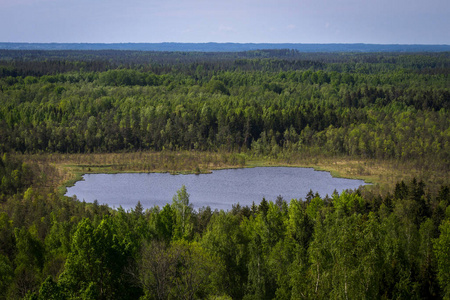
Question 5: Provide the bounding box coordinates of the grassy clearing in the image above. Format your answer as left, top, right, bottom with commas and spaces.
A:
17, 151, 448, 197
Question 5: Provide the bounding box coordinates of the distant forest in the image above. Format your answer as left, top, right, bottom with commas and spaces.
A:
1, 50, 449, 165
1, 42, 450, 52
0, 49, 449, 299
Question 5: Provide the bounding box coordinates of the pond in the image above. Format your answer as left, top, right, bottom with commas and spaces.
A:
65, 167, 369, 211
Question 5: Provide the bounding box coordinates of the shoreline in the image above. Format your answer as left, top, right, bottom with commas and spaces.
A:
16, 151, 448, 198
61, 162, 374, 198
64, 166, 370, 212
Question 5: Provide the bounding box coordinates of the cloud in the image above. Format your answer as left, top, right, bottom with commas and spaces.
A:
287, 24, 296, 29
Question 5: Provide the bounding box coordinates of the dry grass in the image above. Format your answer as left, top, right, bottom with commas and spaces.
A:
18, 151, 246, 194
255, 155, 449, 195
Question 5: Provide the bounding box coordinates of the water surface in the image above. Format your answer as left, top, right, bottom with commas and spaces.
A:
65, 167, 368, 211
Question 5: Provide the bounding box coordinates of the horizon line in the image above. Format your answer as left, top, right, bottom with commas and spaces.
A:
1, 42, 450, 46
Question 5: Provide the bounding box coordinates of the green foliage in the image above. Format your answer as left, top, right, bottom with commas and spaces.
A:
37, 276, 64, 300
0, 52, 448, 171
435, 220, 450, 299
0, 49, 449, 298
306, 196, 324, 220
59, 216, 138, 299
0, 253, 13, 299
154, 203, 175, 241
332, 191, 365, 215
0, 175, 448, 298
207, 79, 230, 95
139, 240, 222, 300
202, 211, 249, 299
171, 185, 194, 240
0, 154, 33, 199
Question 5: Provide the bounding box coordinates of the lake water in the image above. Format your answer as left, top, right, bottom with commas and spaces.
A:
65, 167, 368, 211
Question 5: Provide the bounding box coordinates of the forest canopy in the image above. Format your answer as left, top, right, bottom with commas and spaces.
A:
0, 50, 449, 166
0, 49, 449, 299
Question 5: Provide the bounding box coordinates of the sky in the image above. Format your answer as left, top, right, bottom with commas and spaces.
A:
0, 0, 449, 44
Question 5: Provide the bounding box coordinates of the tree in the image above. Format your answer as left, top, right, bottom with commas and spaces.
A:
11, 227, 44, 299
59, 217, 139, 299
172, 185, 194, 240
0, 253, 13, 299
139, 240, 221, 300
434, 220, 450, 299
139, 240, 177, 300
37, 276, 64, 300
154, 204, 175, 241
287, 199, 314, 299
207, 79, 230, 95
171, 241, 220, 300
202, 211, 248, 299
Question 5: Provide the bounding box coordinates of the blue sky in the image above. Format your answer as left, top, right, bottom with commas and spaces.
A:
0, 0, 449, 44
